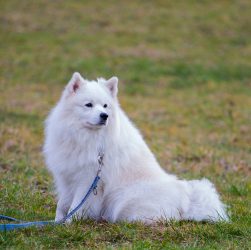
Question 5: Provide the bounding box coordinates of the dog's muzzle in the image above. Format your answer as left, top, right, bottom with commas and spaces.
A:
99, 112, 108, 125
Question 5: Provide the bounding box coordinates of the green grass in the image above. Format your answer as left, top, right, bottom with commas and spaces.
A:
0, 0, 250, 249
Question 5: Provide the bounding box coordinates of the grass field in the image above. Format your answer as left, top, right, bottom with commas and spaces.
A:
0, 0, 250, 249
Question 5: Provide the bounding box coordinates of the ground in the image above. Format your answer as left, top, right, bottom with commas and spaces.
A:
0, 0, 250, 249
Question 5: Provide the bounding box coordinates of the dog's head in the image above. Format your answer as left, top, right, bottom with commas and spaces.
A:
60, 72, 118, 130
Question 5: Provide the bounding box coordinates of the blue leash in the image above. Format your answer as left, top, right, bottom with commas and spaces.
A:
0, 151, 104, 232
0, 175, 100, 231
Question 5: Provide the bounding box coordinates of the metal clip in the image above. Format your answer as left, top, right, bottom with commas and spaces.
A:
93, 149, 104, 194
98, 152, 104, 166
93, 186, 98, 195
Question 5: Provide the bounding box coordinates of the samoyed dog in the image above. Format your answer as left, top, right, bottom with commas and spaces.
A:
43, 72, 228, 223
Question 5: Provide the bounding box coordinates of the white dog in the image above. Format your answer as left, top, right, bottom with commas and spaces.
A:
43, 72, 228, 224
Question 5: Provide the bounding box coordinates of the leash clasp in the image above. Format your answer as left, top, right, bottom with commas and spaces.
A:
93, 150, 104, 195
93, 186, 98, 195
98, 152, 104, 166
97, 151, 104, 177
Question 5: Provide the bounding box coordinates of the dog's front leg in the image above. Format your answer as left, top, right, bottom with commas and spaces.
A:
55, 192, 72, 222
65, 186, 91, 223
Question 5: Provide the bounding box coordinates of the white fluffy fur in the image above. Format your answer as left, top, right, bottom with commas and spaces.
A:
43, 72, 228, 224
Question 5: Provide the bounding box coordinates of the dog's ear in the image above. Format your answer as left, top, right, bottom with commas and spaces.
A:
66, 72, 85, 94
105, 77, 118, 97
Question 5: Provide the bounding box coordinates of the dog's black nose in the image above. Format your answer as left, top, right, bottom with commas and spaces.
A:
100, 113, 108, 121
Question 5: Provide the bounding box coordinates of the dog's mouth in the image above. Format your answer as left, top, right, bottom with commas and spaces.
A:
98, 121, 107, 125
86, 121, 107, 129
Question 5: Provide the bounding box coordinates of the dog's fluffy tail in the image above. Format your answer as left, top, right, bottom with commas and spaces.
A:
183, 178, 229, 222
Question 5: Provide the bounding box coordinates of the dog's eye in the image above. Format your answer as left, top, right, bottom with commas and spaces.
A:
85, 103, 93, 108
103, 104, 107, 108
